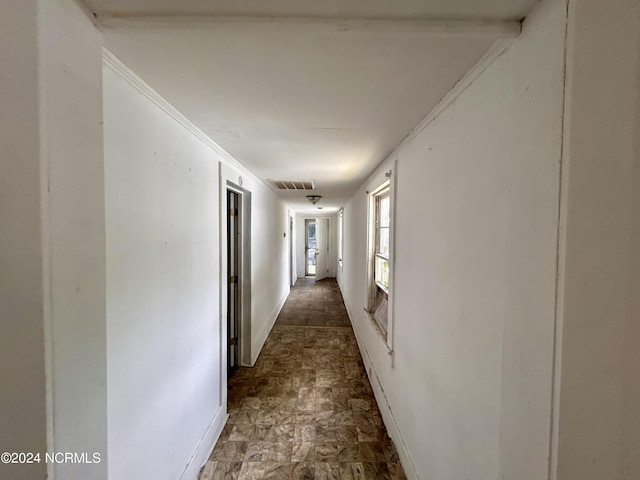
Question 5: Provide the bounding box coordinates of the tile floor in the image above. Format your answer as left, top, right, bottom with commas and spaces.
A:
275, 277, 351, 328
199, 278, 406, 480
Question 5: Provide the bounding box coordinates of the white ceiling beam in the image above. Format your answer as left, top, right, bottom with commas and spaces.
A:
96, 15, 521, 37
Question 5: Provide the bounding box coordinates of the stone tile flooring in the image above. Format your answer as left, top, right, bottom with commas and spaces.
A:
275, 278, 351, 328
199, 278, 406, 480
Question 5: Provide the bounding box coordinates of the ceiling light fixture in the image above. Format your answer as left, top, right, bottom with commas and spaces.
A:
306, 195, 322, 205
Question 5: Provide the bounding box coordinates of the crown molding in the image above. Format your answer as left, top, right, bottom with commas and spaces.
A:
96, 14, 521, 37
102, 48, 276, 196
361, 36, 515, 188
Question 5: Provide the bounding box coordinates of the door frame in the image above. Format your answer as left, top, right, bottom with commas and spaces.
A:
226, 190, 240, 376
304, 219, 317, 277
289, 211, 296, 286
224, 182, 252, 371
297, 214, 336, 280
315, 218, 330, 281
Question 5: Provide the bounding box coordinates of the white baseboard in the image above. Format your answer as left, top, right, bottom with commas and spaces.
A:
339, 284, 420, 480
250, 287, 289, 365
179, 407, 228, 480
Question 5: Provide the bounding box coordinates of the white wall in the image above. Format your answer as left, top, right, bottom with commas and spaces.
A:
40, 2, 109, 479
295, 214, 338, 279
338, 1, 567, 478
247, 180, 291, 363
220, 163, 291, 365
1, 1, 108, 479
104, 51, 293, 480
0, 2, 48, 479
104, 61, 224, 480
554, 0, 640, 478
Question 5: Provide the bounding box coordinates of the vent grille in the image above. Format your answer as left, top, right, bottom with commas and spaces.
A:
268, 179, 316, 191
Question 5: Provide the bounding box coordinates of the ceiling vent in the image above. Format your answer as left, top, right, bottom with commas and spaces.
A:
268, 179, 316, 191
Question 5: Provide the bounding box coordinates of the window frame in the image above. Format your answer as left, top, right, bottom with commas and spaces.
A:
365, 164, 395, 353
373, 188, 390, 295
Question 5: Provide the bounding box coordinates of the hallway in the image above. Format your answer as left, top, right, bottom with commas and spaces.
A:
5, 1, 639, 479
275, 278, 350, 328
200, 279, 406, 480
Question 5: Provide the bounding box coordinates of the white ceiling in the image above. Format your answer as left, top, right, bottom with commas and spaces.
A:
90, 1, 538, 213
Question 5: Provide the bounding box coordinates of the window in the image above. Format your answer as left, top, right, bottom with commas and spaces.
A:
374, 190, 390, 291
367, 170, 394, 348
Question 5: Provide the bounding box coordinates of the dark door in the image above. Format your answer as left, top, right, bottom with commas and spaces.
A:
227, 190, 240, 376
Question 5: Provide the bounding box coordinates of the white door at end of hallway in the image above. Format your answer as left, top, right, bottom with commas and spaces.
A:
315, 218, 329, 281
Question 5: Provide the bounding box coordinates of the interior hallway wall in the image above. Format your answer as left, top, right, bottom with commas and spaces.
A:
0, 2, 48, 479
295, 214, 338, 279
104, 60, 224, 480
338, 1, 567, 478
554, 0, 640, 478
40, 2, 109, 479
1, 0, 108, 479
104, 51, 293, 479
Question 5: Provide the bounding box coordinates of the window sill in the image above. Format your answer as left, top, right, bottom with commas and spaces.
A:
363, 308, 393, 355
375, 283, 388, 300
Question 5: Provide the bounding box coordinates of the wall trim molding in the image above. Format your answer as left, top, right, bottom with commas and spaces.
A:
338, 279, 420, 480
102, 48, 278, 199
178, 407, 228, 480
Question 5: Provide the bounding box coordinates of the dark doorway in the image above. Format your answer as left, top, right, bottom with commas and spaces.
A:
227, 190, 240, 377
